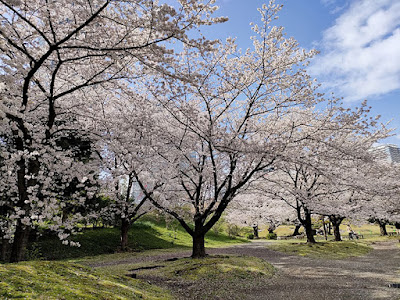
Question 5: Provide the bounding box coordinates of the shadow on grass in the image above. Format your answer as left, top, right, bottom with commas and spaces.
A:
32, 224, 189, 261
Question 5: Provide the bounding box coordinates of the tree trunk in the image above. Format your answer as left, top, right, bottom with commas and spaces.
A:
192, 233, 206, 258
333, 224, 341, 241
1, 238, 10, 262
192, 218, 206, 258
377, 220, 387, 236
120, 219, 130, 251
303, 209, 316, 244
329, 216, 344, 242
328, 222, 332, 235
322, 217, 327, 241
10, 222, 30, 262
292, 224, 302, 236
253, 224, 259, 239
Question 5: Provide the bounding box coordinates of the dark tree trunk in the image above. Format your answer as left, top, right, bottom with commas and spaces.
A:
10, 222, 30, 262
329, 216, 344, 241
303, 209, 316, 244
292, 224, 302, 236
377, 220, 387, 236
328, 222, 332, 235
192, 219, 206, 258
1, 238, 10, 262
192, 233, 206, 258
253, 224, 259, 238
10, 134, 39, 262
120, 218, 130, 251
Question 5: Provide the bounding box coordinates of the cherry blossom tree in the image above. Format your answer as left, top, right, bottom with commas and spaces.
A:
360, 162, 400, 235
98, 90, 157, 250
257, 101, 390, 243
122, 2, 321, 258
0, 0, 224, 262
226, 191, 296, 236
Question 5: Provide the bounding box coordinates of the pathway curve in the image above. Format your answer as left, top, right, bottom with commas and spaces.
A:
90, 240, 400, 300
209, 240, 400, 300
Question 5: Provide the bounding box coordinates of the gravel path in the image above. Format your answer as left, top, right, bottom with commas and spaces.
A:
209, 240, 400, 300
90, 240, 400, 300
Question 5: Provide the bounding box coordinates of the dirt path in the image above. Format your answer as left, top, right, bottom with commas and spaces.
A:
209, 240, 400, 300
90, 240, 400, 300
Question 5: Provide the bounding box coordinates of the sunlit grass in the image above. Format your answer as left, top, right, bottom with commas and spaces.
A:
267, 240, 372, 259
0, 261, 172, 299
97, 255, 275, 299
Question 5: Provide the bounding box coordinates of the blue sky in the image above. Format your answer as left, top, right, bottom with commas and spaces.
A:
204, 0, 400, 146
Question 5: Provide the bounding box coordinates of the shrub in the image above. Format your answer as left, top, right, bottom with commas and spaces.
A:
227, 224, 240, 238
266, 232, 277, 240
247, 234, 254, 240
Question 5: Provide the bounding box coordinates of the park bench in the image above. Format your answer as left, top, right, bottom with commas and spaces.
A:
348, 232, 363, 239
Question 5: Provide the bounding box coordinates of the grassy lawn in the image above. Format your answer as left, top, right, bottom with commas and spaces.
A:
1, 219, 249, 300
0, 261, 173, 299
30, 220, 247, 261
267, 240, 372, 259
2, 220, 396, 299
97, 255, 275, 300
262, 223, 399, 242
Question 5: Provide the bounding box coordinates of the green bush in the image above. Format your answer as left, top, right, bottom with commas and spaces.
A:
227, 224, 240, 238
247, 234, 254, 240
266, 232, 277, 240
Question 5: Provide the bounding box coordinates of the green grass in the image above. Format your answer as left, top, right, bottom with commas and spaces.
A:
137, 255, 275, 280
30, 220, 247, 261
0, 261, 173, 299
267, 240, 372, 259
97, 255, 275, 299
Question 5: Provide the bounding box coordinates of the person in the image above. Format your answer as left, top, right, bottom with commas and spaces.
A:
252, 223, 259, 239
395, 223, 400, 235
347, 225, 357, 239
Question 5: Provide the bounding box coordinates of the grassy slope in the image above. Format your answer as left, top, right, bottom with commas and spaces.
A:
103, 255, 275, 300
1, 220, 248, 299
33, 220, 247, 261
0, 261, 173, 299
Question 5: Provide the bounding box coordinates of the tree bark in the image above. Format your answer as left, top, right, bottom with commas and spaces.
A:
192, 219, 206, 258
10, 222, 31, 262
192, 233, 206, 258
120, 218, 131, 251
328, 222, 332, 235
303, 209, 316, 244
329, 216, 344, 242
377, 220, 387, 236
292, 224, 302, 236
1, 238, 10, 262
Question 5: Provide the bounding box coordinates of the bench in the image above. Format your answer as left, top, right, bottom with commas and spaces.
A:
348, 232, 363, 240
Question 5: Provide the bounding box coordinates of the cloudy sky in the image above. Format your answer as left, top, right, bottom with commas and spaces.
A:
205, 0, 400, 145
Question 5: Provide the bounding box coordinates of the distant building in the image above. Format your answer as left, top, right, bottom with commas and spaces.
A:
372, 144, 400, 164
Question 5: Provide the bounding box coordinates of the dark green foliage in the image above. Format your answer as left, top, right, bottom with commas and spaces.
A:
266, 232, 277, 240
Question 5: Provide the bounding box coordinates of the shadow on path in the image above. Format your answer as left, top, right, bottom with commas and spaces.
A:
90, 240, 400, 300
208, 240, 400, 300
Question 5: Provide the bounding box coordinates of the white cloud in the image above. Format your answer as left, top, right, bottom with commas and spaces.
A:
310, 0, 400, 102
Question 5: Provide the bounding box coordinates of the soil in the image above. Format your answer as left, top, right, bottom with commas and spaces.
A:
89, 240, 400, 300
